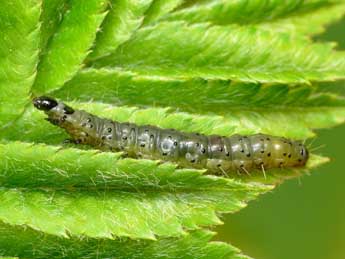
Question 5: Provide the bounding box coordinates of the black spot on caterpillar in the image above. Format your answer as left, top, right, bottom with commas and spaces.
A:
33, 96, 309, 175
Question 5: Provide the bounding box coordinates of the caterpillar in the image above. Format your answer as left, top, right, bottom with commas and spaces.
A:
33, 96, 309, 175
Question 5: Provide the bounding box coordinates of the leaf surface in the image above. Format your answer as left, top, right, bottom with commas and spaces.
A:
88, 0, 153, 60
143, 0, 184, 25
32, 0, 108, 94
40, 0, 68, 51
53, 69, 345, 139
0, 226, 249, 259
163, 0, 345, 37
0, 0, 41, 127
93, 22, 345, 83
0, 141, 270, 238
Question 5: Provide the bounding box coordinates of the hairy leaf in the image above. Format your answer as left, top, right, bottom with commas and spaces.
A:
93, 22, 345, 83
0, 0, 41, 128
259, 2, 345, 36
0, 141, 270, 238
52, 69, 345, 139
32, 0, 108, 94
88, 0, 153, 60
163, 0, 345, 36
40, 0, 68, 52
56, 69, 345, 111
143, 0, 184, 25
0, 226, 248, 259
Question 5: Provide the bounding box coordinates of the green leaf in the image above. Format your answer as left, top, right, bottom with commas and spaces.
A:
0, 0, 41, 127
0, 226, 248, 259
143, 0, 184, 25
93, 22, 345, 83
88, 0, 154, 60
32, 0, 108, 94
40, 0, 68, 52
0, 141, 270, 238
52, 69, 345, 139
163, 0, 345, 37
259, 2, 345, 36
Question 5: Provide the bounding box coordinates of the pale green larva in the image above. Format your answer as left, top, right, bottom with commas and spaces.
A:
33, 96, 309, 175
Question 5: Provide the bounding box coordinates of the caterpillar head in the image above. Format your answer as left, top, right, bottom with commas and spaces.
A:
33, 96, 58, 111
33, 96, 75, 124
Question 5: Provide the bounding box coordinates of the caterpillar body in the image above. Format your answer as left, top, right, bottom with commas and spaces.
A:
33, 96, 309, 175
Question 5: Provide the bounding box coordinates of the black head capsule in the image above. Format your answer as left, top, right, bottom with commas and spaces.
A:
33, 96, 58, 111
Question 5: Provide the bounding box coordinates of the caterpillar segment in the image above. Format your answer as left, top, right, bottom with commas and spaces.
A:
33, 96, 309, 175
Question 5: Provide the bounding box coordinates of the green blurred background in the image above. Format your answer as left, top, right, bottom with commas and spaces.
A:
217, 18, 345, 259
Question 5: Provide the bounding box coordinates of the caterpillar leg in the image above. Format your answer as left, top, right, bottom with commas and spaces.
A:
218, 166, 229, 178
62, 138, 81, 144
45, 118, 59, 125
119, 152, 129, 158
261, 163, 267, 179
240, 165, 251, 176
